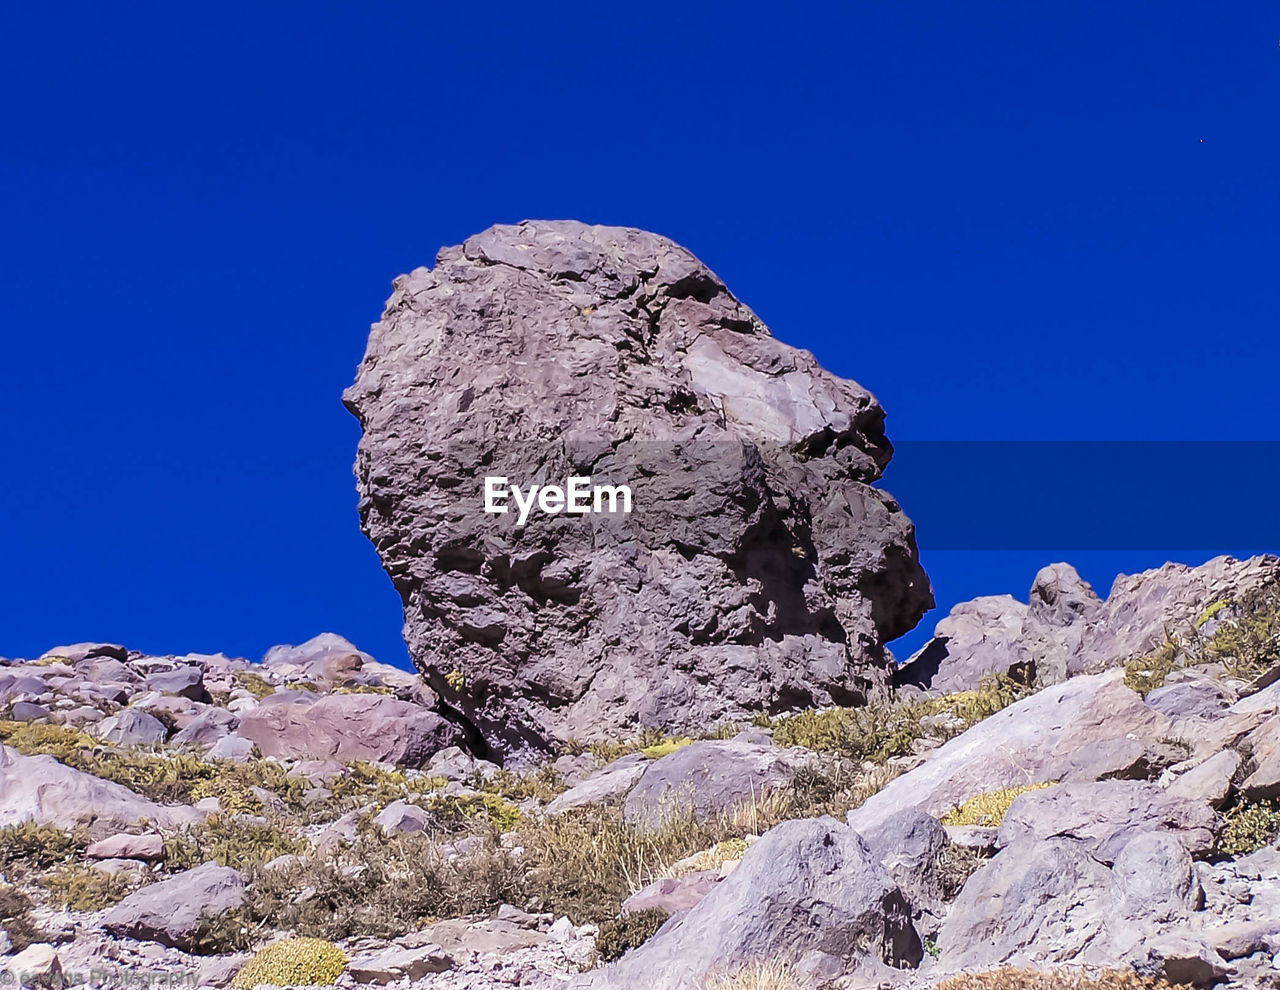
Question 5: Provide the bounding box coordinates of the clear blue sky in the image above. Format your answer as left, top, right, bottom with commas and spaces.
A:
2, 3, 1277, 668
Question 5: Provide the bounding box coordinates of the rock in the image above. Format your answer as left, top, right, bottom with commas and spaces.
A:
1111, 831, 1202, 921
848, 671, 1170, 835
236, 692, 461, 767
1240, 714, 1280, 800
374, 799, 432, 834
197, 954, 251, 988
996, 780, 1219, 863
95, 708, 168, 745
171, 706, 239, 745
86, 832, 165, 861
145, 665, 206, 701
578, 817, 918, 988
857, 808, 949, 931
43, 643, 129, 663
622, 740, 801, 830
6, 944, 62, 984
0, 744, 196, 834
205, 735, 254, 761
937, 839, 1116, 970
546, 753, 648, 815
1167, 749, 1240, 808
100, 862, 246, 950
620, 871, 720, 917
262, 632, 372, 673
343, 220, 932, 754
347, 944, 454, 984
896, 595, 1029, 693
9, 701, 50, 721
1132, 933, 1232, 985
1147, 674, 1235, 720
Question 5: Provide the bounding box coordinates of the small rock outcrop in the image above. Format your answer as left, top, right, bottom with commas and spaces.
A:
344, 220, 932, 754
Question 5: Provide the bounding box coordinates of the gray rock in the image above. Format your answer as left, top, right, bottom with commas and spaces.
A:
0, 744, 196, 834
622, 740, 801, 830
145, 665, 206, 701
205, 735, 254, 761
101, 862, 245, 950
171, 706, 239, 746
937, 839, 1116, 970
1131, 933, 1232, 985
347, 944, 454, 984
1240, 714, 1280, 800
95, 709, 168, 746
1147, 674, 1235, 720
620, 871, 720, 917
343, 220, 932, 755
857, 807, 949, 927
546, 753, 648, 815
236, 692, 461, 767
9, 701, 50, 722
996, 780, 1219, 863
1167, 749, 1240, 808
897, 595, 1030, 693
374, 799, 432, 834
1111, 831, 1202, 921
577, 817, 918, 988
43, 643, 129, 663
86, 832, 165, 861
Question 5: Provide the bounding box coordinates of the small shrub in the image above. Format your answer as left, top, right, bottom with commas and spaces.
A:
478, 766, 565, 803
284, 680, 319, 692
165, 816, 306, 871
1123, 639, 1180, 697
39, 864, 133, 911
1218, 799, 1280, 857
936, 968, 1177, 989
231, 937, 346, 988
0, 821, 88, 872
0, 884, 46, 951
1206, 585, 1280, 681
0, 721, 96, 762
936, 842, 987, 899
332, 684, 394, 695
669, 838, 750, 877
701, 959, 806, 990
427, 792, 522, 833
640, 737, 692, 760
940, 782, 1054, 827
595, 908, 668, 962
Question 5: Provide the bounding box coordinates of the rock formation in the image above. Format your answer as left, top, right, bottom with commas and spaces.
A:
344, 220, 932, 755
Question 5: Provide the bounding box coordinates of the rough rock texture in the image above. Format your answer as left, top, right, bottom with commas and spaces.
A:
900, 555, 1279, 692
100, 862, 246, 950
344, 220, 932, 754
577, 817, 919, 989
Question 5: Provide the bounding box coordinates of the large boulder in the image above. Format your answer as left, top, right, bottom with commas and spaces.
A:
577, 817, 919, 989
235, 692, 461, 766
622, 740, 803, 830
100, 862, 245, 950
0, 745, 196, 835
343, 220, 932, 755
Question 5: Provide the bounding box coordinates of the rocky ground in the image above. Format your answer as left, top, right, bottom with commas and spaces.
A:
2, 555, 1280, 990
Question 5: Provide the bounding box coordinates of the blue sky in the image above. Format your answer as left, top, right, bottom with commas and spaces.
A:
2, 2, 1277, 667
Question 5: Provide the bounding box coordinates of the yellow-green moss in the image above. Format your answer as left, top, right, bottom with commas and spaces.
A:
165, 816, 306, 871
331, 684, 394, 695
231, 937, 345, 989
427, 792, 522, 832
234, 670, 276, 700
284, 680, 320, 693
0, 721, 96, 762
38, 864, 133, 911
1123, 640, 1179, 697
0, 822, 88, 871
479, 766, 565, 802
595, 908, 668, 961
940, 782, 1054, 827
444, 669, 465, 691
640, 737, 692, 760
670, 838, 749, 877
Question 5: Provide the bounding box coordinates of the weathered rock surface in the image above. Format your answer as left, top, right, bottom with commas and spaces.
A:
344, 219, 932, 754
236, 692, 461, 766
622, 740, 803, 830
100, 862, 246, 950
578, 817, 919, 989
900, 555, 1279, 693
545, 753, 648, 815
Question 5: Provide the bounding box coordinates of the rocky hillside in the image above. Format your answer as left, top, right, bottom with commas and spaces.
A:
343, 220, 932, 757
2, 554, 1279, 989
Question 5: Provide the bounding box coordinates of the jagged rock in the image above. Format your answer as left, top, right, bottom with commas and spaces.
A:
848, 671, 1169, 835
43, 643, 129, 663
1111, 831, 1202, 921
996, 780, 1219, 863
622, 740, 803, 830
1147, 672, 1235, 719
577, 817, 919, 989
1239, 714, 1280, 800
1167, 749, 1240, 808
374, 799, 432, 834
857, 808, 950, 935
10, 701, 50, 721
546, 753, 647, 815
347, 944, 454, 983
101, 862, 246, 950
344, 220, 932, 754
86, 832, 165, 861
901, 555, 1279, 693
145, 665, 206, 701
95, 708, 168, 745
937, 839, 1116, 970
0, 744, 196, 834
236, 692, 461, 767
1131, 933, 1232, 985
171, 706, 239, 745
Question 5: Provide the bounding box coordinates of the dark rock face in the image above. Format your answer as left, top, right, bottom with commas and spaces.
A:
344, 220, 932, 755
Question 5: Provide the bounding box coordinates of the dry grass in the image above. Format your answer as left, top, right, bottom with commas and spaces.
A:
701, 959, 806, 990
937, 968, 1178, 990
38, 863, 134, 911
940, 782, 1054, 827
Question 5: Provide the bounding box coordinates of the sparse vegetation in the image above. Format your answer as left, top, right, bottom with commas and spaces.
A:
1218, 798, 1280, 857
427, 792, 523, 833
165, 815, 306, 871
937, 968, 1177, 990
0, 884, 46, 951
595, 908, 669, 961
38, 863, 134, 911
1206, 585, 1280, 681
234, 670, 276, 700
1123, 638, 1180, 697
231, 937, 346, 989
940, 782, 1054, 827
668, 838, 750, 877
936, 842, 988, 898
476, 765, 565, 803
701, 959, 806, 990
0, 822, 88, 872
